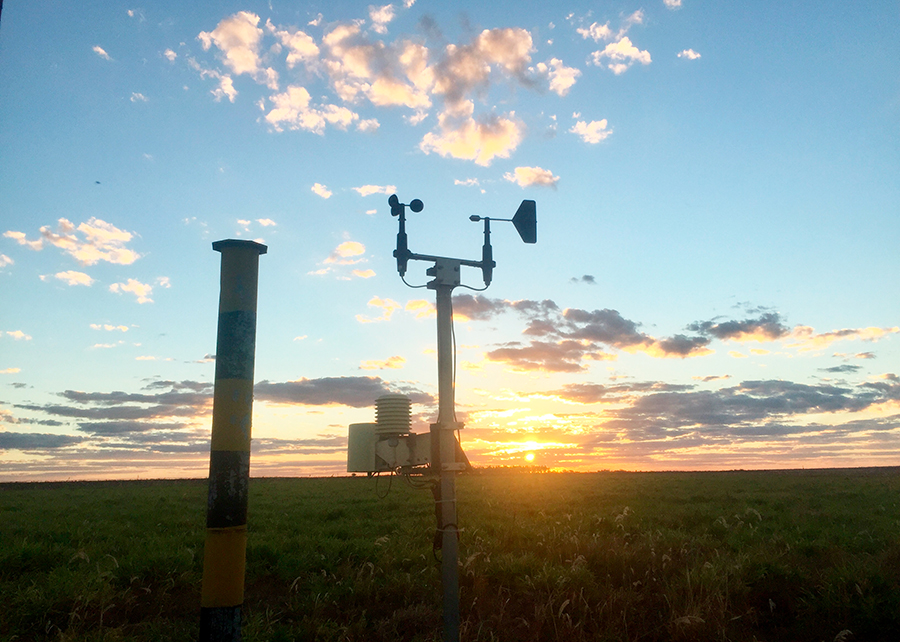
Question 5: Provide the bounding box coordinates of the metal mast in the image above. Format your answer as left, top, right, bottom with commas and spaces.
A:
389, 195, 536, 642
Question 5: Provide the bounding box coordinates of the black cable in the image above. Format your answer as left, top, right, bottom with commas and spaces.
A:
375, 470, 394, 498
401, 274, 428, 289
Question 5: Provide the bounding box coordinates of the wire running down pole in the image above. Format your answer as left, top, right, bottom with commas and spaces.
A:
200, 239, 267, 642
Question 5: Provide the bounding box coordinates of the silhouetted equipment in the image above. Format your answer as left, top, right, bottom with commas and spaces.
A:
349, 194, 537, 642
392, 195, 537, 287
200, 239, 267, 642
513, 199, 537, 243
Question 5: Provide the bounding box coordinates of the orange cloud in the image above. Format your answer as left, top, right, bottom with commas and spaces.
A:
786, 326, 900, 352
359, 355, 406, 370
356, 296, 402, 323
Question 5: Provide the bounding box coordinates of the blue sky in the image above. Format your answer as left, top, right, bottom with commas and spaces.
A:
1, 0, 898, 480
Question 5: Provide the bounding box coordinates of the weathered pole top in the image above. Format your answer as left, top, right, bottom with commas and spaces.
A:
212, 239, 268, 255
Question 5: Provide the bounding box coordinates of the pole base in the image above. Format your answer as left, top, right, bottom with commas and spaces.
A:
199, 606, 241, 642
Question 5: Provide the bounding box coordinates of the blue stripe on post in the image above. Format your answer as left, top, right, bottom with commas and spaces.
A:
215, 311, 258, 381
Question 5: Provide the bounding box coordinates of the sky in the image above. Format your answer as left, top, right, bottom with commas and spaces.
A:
1, 0, 899, 481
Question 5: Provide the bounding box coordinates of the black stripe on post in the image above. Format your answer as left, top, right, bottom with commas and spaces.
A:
199, 607, 242, 642
206, 450, 251, 528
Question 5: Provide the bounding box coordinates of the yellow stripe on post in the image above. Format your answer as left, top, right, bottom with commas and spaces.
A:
210, 379, 255, 452
201, 527, 248, 608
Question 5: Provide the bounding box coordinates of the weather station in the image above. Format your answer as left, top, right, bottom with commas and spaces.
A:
346, 194, 536, 642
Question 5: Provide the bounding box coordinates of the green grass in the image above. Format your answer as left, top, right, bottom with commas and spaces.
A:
2, 468, 899, 641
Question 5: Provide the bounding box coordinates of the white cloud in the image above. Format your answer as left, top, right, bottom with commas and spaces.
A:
91, 341, 125, 349
266, 20, 319, 69
569, 119, 612, 144
212, 74, 237, 102
163, 49, 177, 62
678, 49, 701, 60
4, 330, 32, 341
187, 58, 238, 102
353, 184, 396, 197
365, 209, 378, 215
109, 279, 154, 304
93, 45, 111, 60
321, 28, 433, 111
504, 166, 559, 188
91, 324, 129, 332
257, 218, 277, 226
0, 254, 12, 268
576, 22, 612, 42
156, 276, 171, 288
3, 231, 43, 251
265, 85, 359, 133
591, 37, 651, 74
357, 118, 380, 132
454, 178, 480, 187
578, 11, 644, 45
545, 58, 581, 96
269, 22, 320, 69
433, 28, 533, 109
312, 183, 333, 199
198, 11, 266, 77
405, 110, 429, 126
8, 218, 140, 266
130, 92, 148, 102
44, 271, 95, 287
623, 10, 645, 28
369, 4, 396, 34
420, 110, 524, 166
664, 0, 683, 8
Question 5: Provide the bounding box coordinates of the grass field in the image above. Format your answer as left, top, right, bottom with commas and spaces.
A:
2, 468, 900, 641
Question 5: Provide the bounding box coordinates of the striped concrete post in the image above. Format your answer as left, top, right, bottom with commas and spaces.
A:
200, 239, 267, 642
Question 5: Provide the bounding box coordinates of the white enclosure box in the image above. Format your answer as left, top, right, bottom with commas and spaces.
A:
347, 423, 378, 473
